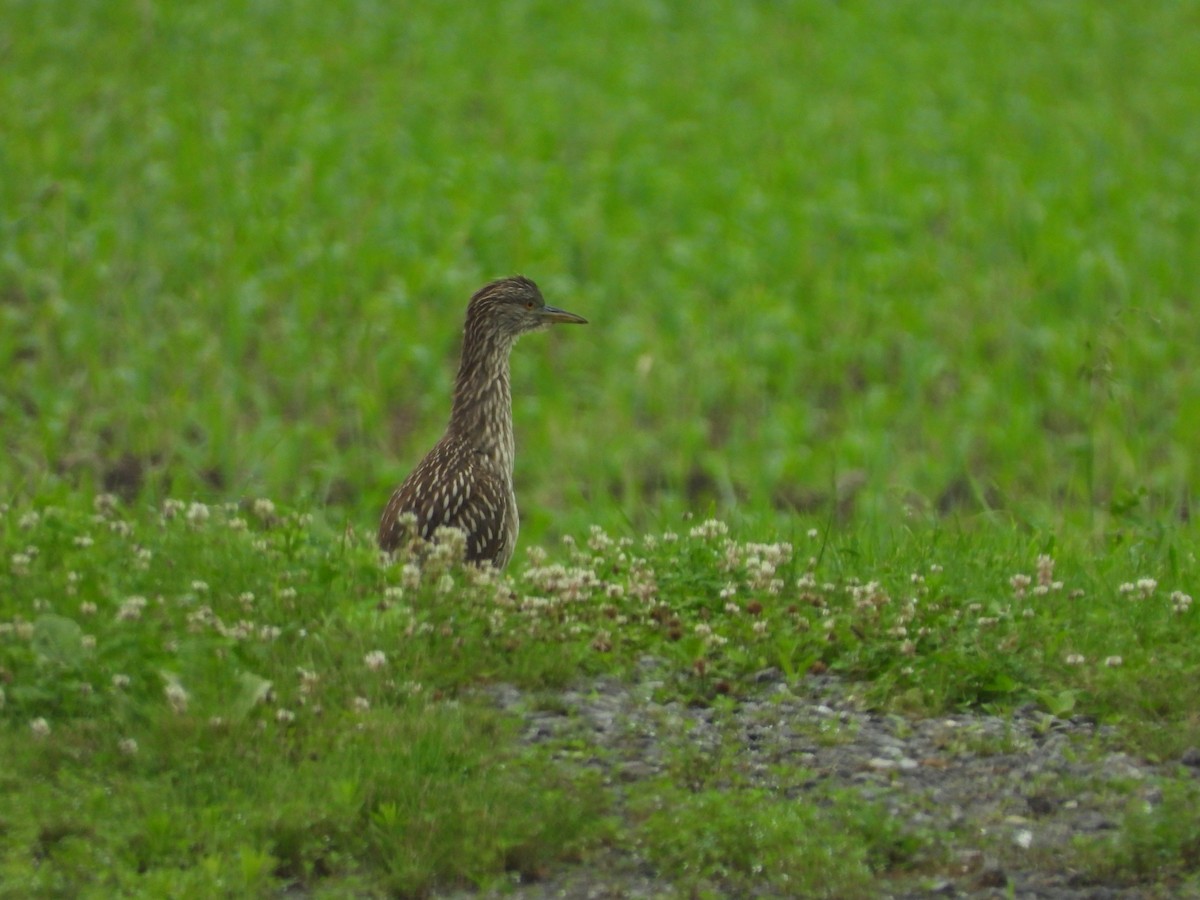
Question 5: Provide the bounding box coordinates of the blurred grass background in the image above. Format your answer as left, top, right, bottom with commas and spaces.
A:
2, 0, 1197, 541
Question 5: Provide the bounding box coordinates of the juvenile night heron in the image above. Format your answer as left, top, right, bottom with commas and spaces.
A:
378, 276, 587, 567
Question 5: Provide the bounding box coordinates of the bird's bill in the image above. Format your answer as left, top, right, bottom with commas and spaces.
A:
539, 305, 588, 325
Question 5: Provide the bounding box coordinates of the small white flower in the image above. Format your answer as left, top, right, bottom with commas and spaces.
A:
117, 595, 148, 621
688, 519, 728, 540
118, 738, 139, 756
31, 718, 51, 738
352, 696, 371, 713
401, 564, 422, 590
275, 708, 295, 724
164, 682, 189, 714
1104, 656, 1123, 668
364, 650, 388, 672
112, 674, 131, 690
1065, 653, 1086, 666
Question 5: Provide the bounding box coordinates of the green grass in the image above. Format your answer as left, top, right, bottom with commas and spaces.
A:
3, 0, 1200, 895
2, 0, 1198, 541
2, 497, 1198, 894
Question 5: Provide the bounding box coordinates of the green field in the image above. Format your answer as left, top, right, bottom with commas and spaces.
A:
3, 1, 1199, 896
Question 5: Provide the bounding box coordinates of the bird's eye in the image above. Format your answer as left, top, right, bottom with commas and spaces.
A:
525, 300, 535, 310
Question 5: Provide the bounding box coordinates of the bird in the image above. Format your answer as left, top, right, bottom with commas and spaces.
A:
378, 276, 587, 568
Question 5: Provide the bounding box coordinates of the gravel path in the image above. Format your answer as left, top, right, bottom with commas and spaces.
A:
460, 662, 1196, 899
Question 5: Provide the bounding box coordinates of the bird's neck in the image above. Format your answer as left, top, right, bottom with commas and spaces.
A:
447, 322, 516, 472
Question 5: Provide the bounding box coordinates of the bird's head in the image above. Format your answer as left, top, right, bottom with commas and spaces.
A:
465, 276, 588, 341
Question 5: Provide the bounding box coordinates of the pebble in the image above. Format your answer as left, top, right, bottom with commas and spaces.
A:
475, 668, 1173, 900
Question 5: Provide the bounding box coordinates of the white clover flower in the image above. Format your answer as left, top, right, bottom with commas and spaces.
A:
1036, 554, 1055, 587
588, 525, 614, 551
364, 650, 388, 671
117, 595, 148, 622
164, 682, 189, 714
253, 498, 276, 520
352, 696, 371, 713
688, 519, 728, 540
185, 502, 210, 524
275, 708, 296, 724
118, 738, 139, 756
30, 718, 51, 738
1064, 653, 1086, 666
1104, 656, 1123, 668
401, 563, 422, 590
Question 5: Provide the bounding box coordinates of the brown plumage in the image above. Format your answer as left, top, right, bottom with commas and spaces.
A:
378, 276, 587, 567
